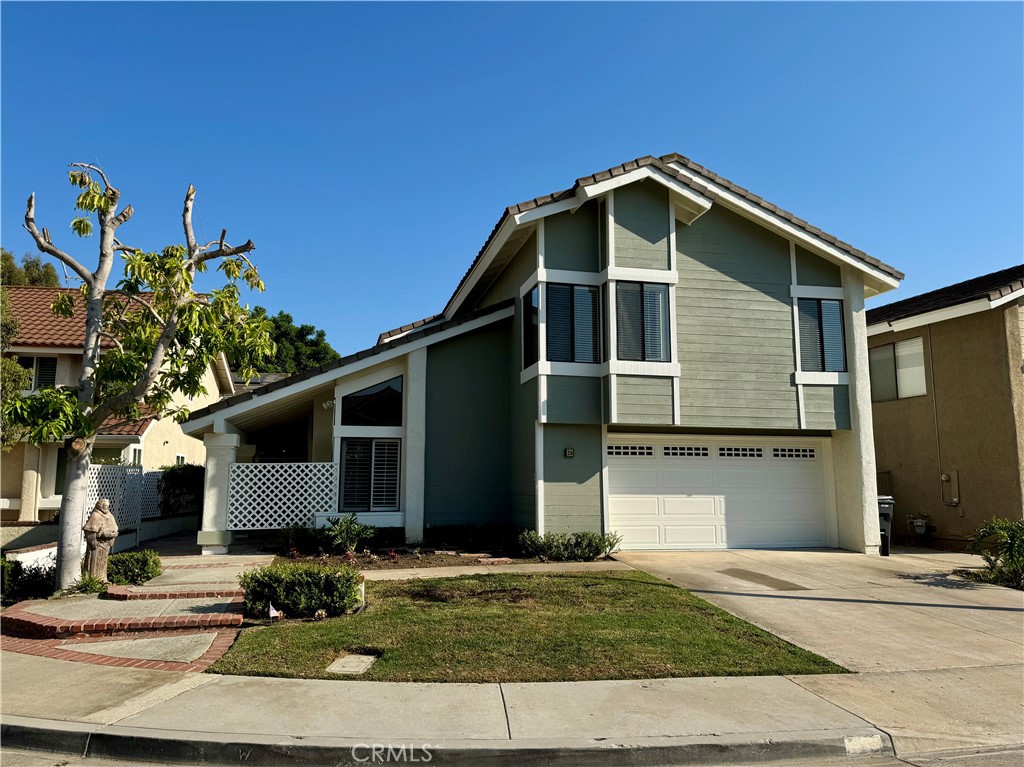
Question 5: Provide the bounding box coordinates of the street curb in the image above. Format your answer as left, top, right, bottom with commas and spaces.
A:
1, 715, 895, 766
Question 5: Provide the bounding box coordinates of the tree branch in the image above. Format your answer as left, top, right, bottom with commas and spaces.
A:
113, 291, 165, 325
23, 194, 93, 284
69, 162, 112, 191
111, 204, 134, 230
191, 239, 256, 266
182, 184, 198, 258
98, 330, 124, 354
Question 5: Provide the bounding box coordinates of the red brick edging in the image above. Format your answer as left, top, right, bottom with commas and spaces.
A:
105, 585, 244, 600
0, 628, 238, 672
0, 598, 244, 639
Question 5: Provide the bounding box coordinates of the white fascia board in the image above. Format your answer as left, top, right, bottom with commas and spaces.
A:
215, 353, 236, 396
665, 161, 902, 293
513, 197, 582, 225
183, 305, 514, 434
443, 215, 520, 320
576, 166, 714, 216
93, 435, 141, 446
866, 295, 1015, 336
7, 346, 81, 355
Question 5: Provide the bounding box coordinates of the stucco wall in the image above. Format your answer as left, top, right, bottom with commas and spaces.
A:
870, 306, 1024, 544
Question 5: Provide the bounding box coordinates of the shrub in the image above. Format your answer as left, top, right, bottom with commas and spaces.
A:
282, 523, 333, 555
326, 514, 377, 553
1, 558, 56, 602
107, 550, 162, 585
518, 530, 623, 562
64, 574, 106, 594
966, 518, 1024, 590
158, 464, 205, 517
239, 561, 363, 619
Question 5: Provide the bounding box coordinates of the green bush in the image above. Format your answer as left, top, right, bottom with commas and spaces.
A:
64, 574, 107, 594
239, 561, 363, 619
966, 518, 1024, 590
518, 530, 623, 562
282, 523, 333, 555
1, 557, 56, 602
326, 514, 377, 553
107, 550, 162, 585
158, 464, 205, 517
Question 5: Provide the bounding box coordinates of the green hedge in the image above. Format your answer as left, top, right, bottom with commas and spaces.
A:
239, 562, 362, 619
519, 530, 623, 561
158, 464, 205, 517
1, 557, 56, 603
107, 550, 162, 585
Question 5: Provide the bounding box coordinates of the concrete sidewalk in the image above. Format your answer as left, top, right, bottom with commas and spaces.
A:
1, 651, 892, 766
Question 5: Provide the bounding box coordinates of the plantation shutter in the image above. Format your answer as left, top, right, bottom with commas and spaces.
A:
573, 285, 600, 363
820, 300, 846, 372
341, 439, 372, 511
371, 439, 400, 511
616, 282, 643, 361
798, 299, 824, 372
546, 284, 572, 362
35, 357, 57, 389
643, 284, 670, 362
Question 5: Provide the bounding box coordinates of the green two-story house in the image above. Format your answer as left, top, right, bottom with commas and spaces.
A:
183, 154, 903, 555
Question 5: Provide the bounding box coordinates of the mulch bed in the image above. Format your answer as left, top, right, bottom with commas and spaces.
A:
276, 549, 534, 570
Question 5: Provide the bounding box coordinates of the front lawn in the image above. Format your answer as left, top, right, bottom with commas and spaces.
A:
210, 571, 845, 682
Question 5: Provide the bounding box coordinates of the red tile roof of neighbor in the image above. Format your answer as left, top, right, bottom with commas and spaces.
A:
3, 286, 115, 349
97, 410, 154, 437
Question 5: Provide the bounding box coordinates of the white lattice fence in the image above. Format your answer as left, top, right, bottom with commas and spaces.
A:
140, 471, 164, 519
227, 462, 339, 530
86, 465, 143, 531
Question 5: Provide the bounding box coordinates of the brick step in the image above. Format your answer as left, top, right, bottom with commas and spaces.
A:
103, 585, 245, 601
0, 599, 243, 639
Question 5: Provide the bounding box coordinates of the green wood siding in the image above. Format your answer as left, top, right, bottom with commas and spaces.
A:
545, 202, 600, 272
479, 232, 537, 307
425, 321, 512, 526
511, 376, 537, 528
614, 180, 670, 270
616, 376, 673, 425
675, 205, 800, 429
543, 424, 602, 533
804, 384, 851, 430
795, 245, 843, 287
547, 376, 603, 424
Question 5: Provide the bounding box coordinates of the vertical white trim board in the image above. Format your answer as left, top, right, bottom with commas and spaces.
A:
535, 422, 545, 535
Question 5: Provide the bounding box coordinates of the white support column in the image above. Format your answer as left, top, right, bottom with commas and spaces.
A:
831, 269, 881, 554
198, 432, 240, 555
18, 445, 40, 522
404, 348, 427, 544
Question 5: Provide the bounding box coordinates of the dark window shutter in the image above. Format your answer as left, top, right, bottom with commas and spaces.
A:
616, 282, 643, 361
820, 300, 846, 372
35, 357, 57, 389
573, 286, 600, 363
798, 299, 824, 372
341, 439, 372, 511
546, 284, 572, 362
643, 284, 670, 362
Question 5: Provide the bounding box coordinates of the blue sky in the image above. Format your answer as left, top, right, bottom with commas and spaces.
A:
2, 2, 1021, 355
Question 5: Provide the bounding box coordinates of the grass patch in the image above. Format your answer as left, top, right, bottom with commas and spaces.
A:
211, 571, 845, 682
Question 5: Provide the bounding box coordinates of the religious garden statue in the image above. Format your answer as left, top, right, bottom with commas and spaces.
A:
82, 499, 118, 581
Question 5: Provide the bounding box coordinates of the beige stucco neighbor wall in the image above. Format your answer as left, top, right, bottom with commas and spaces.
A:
870, 305, 1024, 545
141, 365, 224, 468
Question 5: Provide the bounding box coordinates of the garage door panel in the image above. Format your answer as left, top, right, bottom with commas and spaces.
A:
608, 436, 831, 550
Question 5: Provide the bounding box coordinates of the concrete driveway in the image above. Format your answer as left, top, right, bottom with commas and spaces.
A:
616, 548, 1024, 754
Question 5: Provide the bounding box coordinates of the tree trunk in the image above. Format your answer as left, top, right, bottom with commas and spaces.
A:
54, 438, 92, 591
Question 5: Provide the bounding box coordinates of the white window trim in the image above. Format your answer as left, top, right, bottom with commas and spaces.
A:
794, 371, 850, 385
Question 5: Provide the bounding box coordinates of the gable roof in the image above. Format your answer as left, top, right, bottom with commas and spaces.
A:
378, 153, 905, 339
867, 263, 1024, 327
4, 286, 108, 349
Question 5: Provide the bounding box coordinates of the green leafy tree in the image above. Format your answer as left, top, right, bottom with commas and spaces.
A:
4, 163, 274, 590
1, 288, 32, 450
252, 307, 340, 373
2, 248, 61, 286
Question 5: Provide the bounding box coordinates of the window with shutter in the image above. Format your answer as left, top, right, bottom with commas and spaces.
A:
34, 357, 57, 389
371, 439, 401, 510
341, 438, 401, 512
545, 283, 600, 364
798, 298, 846, 373
617, 282, 670, 362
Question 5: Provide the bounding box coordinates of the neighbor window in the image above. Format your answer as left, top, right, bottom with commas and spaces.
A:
869, 337, 927, 402
616, 282, 670, 362
341, 376, 403, 427
16, 355, 57, 390
523, 286, 539, 368
546, 284, 600, 363
798, 298, 846, 372
340, 438, 401, 512
174, 454, 186, 467
129, 447, 143, 466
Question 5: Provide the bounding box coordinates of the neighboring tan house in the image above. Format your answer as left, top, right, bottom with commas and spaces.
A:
183, 153, 904, 555
1, 285, 235, 523
866, 265, 1024, 547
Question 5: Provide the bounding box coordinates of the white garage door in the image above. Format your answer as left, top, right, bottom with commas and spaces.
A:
608, 436, 834, 550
